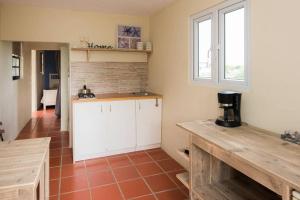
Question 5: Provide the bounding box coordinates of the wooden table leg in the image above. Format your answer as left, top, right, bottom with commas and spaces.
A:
39, 166, 45, 200
45, 150, 50, 200
19, 187, 36, 200
282, 185, 291, 200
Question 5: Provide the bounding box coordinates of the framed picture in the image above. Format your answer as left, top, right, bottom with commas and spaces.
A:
118, 25, 141, 49
12, 55, 20, 80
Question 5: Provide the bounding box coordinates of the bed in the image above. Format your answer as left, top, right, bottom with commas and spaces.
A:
41, 89, 58, 110
41, 73, 59, 110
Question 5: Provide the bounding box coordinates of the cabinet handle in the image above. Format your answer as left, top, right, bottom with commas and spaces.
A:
155, 98, 159, 107
101, 105, 103, 112
139, 102, 141, 110
109, 104, 112, 112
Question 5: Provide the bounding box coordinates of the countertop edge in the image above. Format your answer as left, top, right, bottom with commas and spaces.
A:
72, 94, 163, 103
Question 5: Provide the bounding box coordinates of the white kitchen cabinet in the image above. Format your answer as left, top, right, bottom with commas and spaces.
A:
136, 99, 162, 148
73, 98, 162, 161
107, 100, 136, 152
73, 102, 108, 161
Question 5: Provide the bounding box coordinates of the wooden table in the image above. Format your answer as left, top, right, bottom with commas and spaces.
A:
0, 138, 51, 200
177, 120, 300, 200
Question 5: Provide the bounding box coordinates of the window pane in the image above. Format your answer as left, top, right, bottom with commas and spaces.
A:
224, 8, 245, 80
198, 19, 212, 79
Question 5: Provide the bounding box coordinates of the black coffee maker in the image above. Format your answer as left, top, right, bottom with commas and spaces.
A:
215, 91, 242, 128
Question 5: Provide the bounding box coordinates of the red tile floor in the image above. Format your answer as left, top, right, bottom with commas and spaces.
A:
17, 109, 189, 200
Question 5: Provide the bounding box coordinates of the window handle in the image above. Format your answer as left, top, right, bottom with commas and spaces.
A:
155, 98, 159, 107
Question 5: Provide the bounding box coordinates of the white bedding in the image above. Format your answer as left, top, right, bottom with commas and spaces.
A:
41, 89, 57, 109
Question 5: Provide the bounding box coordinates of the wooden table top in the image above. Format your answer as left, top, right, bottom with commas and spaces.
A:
72, 92, 162, 103
177, 120, 300, 191
0, 138, 51, 189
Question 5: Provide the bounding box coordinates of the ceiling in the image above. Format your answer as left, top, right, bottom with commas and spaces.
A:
0, 0, 176, 16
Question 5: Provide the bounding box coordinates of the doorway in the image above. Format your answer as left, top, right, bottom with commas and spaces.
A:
38, 50, 60, 110
29, 42, 69, 132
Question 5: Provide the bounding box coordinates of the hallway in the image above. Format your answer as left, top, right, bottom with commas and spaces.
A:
17, 110, 188, 200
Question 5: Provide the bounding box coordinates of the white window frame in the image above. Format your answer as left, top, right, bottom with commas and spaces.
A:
190, 0, 249, 89
192, 13, 217, 85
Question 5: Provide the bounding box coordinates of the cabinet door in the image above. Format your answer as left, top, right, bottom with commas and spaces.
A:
136, 99, 162, 147
107, 100, 136, 151
73, 102, 108, 161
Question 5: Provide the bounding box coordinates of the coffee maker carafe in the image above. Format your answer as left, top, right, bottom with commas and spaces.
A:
215, 91, 242, 128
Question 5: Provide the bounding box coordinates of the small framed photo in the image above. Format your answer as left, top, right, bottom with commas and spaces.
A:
118, 25, 141, 49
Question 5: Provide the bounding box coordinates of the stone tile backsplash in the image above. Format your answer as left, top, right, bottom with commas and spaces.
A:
71, 62, 148, 95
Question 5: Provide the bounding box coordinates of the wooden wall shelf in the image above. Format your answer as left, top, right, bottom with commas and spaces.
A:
71, 48, 152, 54
71, 48, 151, 62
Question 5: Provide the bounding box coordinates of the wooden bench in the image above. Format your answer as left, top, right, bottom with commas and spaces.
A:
0, 138, 51, 200
177, 120, 300, 200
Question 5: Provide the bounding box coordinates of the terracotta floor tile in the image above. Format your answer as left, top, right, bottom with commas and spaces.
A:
62, 155, 73, 165
50, 167, 60, 180
50, 179, 59, 196
60, 175, 89, 194
136, 162, 163, 177
113, 166, 140, 182
157, 159, 183, 172
129, 152, 152, 164
180, 186, 189, 197
48, 132, 62, 137
108, 155, 132, 168
85, 158, 110, 172
62, 140, 70, 147
52, 127, 61, 131
145, 148, 161, 152
61, 162, 86, 177
155, 189, 186, 200
134, 195, 156, 200
50, 196, 58, 200
127, 150, 145, 155
147, 150, 171, 161
145, 174, 177, 192
61, 133, 69, 138
91, 184, 123, 200
50, 157, 61, 167
51, 136, 63, 143
18, 110, 182, 200
63, 148, 73, 156
50, 148, 62, 158
60, 190, 91, 200
50, 142, 62, 149
88, 170, 115, 187
119, 178, 151, 199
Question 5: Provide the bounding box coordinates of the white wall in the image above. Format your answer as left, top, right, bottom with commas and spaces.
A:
0, 4, 150, 46
0, 41, 31, 140
0, 41, 16, 140
149, 0, 300, 168
61, 46, 70, 132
